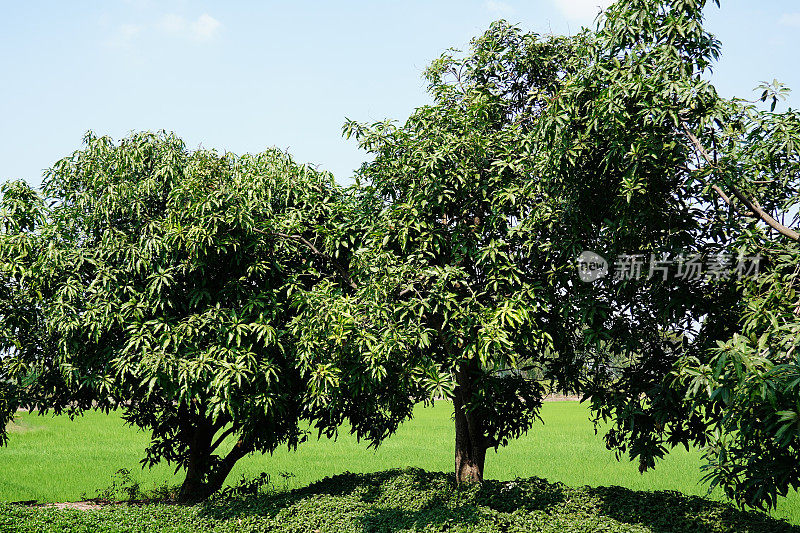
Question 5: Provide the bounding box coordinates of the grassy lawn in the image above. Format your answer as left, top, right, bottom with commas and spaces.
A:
2, 401, 799, 526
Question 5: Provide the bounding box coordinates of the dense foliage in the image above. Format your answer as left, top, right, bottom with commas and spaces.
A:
3, 0, 800, 513
303, 0, 746, 488
0, 181, 47, 447
527, 0, 741, 476
293, 23, 592, 483
673, 91, 800, 508
0, 132, 365, 502
532, 0, 800, 512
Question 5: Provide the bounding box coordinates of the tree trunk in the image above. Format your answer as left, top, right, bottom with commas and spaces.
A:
176, 421, 251, 503
201, 439, 251, 497
177, 421, 213, 503
178, 460, 210, 503
453, 359, 487, 484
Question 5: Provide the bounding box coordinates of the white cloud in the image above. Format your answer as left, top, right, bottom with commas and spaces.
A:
105, 23, 143, 48
552, 0, 614, 21
485, 0, 515, 16
120, 23, 143, 40
779, 12, 800, 28
157, 13, 221, 41
104, 12, 221, 49
157, 13, 188, 35
191, 14, 221, 40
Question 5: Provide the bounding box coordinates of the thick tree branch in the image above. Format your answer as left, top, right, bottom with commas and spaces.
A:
254, 227, 357, 289
397, 287, 413, 297
682, 122, 799, 241
209, 425, 237, 453
202, 438, 254, 499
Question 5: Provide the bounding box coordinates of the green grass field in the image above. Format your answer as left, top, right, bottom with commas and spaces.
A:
3, 401, 799, 525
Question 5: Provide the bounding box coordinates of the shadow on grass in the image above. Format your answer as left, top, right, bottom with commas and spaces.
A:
584, 485, 800, 533
201, 469, 487, 531
198, 468, 798, 533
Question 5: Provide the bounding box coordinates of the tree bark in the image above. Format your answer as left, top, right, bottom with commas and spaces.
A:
202, 438, 251, 497
178, 462, 209, 503
177, 421, 213, 503
176, 422, 252, 503
453, 359, 487, 484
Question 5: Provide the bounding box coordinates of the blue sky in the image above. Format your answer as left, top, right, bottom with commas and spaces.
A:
2, 1, 799, 188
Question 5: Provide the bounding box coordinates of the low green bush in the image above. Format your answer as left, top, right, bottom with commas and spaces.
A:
1, 469, 796, 532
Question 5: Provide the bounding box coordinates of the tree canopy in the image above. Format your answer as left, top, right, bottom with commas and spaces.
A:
532, 0, 800, 511
3, 0, 800, 511
0, 132, 367, 502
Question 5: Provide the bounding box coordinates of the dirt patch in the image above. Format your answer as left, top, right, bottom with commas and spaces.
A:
543, 394, 581, 402
17, 498, 181, 511
40, 501, 107, 511
5, 419, 42, 434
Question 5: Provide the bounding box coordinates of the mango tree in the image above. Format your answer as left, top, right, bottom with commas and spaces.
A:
293, 23, 589, 483
535, 0, 800, 511
674, 73, 800, 510
0, 132, 369, 502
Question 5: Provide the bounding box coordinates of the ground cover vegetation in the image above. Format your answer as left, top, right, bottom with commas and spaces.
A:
4, 468, 799, 533
3, 405, 800, 531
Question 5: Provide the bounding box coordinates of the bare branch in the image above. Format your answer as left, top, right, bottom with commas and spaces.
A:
682, 122, 799, 241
